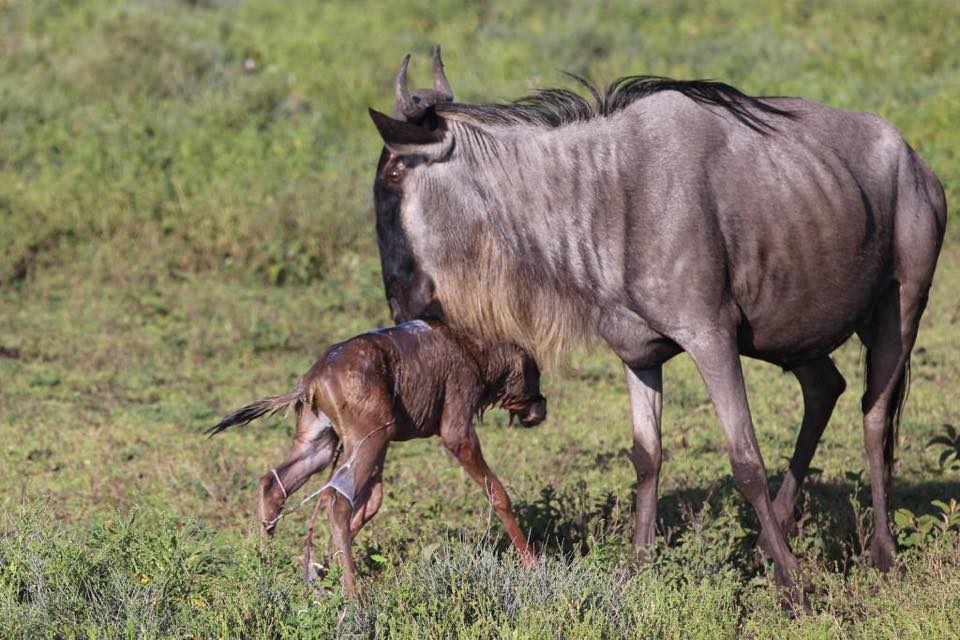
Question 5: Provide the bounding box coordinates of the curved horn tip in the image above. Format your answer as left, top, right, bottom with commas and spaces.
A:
394, 53, 421, 119
431, 45, 454, 101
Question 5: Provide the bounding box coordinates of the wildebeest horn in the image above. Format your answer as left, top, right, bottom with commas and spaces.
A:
393, 54, 421, 120
432, 45, 454, 101
393, 49, 455, 121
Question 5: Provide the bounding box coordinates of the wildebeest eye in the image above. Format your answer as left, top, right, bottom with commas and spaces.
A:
385, 161, 404, 184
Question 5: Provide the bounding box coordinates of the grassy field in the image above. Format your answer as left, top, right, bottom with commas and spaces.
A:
2, 0, 959, 637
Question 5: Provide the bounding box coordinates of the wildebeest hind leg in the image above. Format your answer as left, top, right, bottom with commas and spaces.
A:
758, 357, 845, 558
859, 283, 927, 572
686, 334, 804, 602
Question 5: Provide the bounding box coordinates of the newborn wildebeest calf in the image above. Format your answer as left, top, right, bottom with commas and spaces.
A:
207, 319, 546, 595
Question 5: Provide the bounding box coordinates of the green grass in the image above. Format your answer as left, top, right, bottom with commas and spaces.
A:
2, 0, 959, 637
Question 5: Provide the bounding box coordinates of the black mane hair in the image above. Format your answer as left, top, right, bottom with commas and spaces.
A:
437, 75, 796, 133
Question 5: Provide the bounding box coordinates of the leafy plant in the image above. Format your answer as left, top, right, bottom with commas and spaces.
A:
894, 498, 960, 549
927, 423, 960, 471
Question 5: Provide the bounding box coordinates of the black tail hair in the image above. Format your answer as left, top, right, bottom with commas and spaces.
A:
862, 349, 912, 483
206, 381, 305, 438
888, 361, 911, 473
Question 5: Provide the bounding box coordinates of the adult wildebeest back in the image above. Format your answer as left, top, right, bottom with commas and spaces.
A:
369, 50, 947, 599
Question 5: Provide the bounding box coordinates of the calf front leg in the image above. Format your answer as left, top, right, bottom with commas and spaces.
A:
442, 426, 535, 565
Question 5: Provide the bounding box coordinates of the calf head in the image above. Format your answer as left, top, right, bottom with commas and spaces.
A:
496, 345, 548, 428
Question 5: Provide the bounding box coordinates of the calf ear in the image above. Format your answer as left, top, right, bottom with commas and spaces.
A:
368, 108, 453, 160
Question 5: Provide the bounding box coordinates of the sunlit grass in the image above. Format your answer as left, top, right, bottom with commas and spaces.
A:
2, 0, 959, 636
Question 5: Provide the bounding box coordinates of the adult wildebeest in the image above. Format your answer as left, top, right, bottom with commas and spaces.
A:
368, 48, 947, 597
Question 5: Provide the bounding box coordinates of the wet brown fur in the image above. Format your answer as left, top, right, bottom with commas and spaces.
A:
208, 319, 546, 596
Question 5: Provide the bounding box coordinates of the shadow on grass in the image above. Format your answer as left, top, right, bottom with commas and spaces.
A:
505, 475, 960, 570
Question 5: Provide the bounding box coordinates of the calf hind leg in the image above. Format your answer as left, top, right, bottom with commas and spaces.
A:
305, 478, 384, 590
349, 475, 384, 536
309, 476, 383, 591
258, 407, 338, 538
313, 425, 392, 595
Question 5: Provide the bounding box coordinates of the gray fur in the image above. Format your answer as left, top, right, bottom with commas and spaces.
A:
370, 59, 947, 596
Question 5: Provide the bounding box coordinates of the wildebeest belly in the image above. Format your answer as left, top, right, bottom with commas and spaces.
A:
718, 135, 895, 367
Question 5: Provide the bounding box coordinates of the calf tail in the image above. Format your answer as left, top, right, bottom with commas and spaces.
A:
207, 378, 306, 437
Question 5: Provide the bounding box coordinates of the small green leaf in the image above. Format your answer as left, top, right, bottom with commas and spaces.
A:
894, 508, 914, 528
369, 553, 387, 565
903, 532, 926, 547
917, 515, 937, 533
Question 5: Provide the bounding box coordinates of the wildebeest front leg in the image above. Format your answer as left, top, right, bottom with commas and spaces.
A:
759, 357, 845, 558
686, 335, 803, 597
442, 426, 535, 565
624, 364, 662, 559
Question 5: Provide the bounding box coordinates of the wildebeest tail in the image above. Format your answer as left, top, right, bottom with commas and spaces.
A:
206, 379, 306, 437
887, 361, 911, 475
861, 349, 911, 483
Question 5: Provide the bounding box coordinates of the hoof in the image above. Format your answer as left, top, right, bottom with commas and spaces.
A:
631, 542, 656, 565
775, 564, 812, 616
870, 535, 897, 573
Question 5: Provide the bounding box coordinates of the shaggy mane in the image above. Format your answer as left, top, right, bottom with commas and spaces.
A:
430, 234, 598, 372
437, 75, 795, 133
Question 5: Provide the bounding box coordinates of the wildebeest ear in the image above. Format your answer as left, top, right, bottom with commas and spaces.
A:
368, 108, 453, 160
